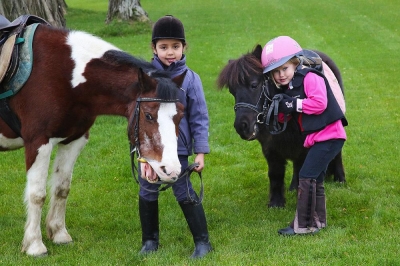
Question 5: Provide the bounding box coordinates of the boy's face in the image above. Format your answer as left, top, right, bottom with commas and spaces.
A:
153, 39, 185, 66
271, 61, 297, 86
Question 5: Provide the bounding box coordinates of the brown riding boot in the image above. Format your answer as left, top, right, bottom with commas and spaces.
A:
293, 179, 319, 234
314, 182, 327, 229
278, 179, 319, 235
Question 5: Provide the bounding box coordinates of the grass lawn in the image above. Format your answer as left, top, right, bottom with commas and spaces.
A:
1, 0, 400, 265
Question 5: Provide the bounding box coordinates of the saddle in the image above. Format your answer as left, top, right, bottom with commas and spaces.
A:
0, 14, 50, 88
0, 15, 50, 137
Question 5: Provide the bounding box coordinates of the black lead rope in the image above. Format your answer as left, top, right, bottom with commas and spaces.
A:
182, 163, 204, 205
130, 144, 204, 205
265, 94, 288, 135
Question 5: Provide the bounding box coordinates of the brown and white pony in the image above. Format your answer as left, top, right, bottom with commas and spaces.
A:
0, 23, 184, 256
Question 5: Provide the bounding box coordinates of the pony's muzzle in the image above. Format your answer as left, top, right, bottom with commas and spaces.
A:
152, 161, 181, 183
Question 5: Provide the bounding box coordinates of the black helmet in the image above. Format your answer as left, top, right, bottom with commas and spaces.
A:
152, 15, 185, 43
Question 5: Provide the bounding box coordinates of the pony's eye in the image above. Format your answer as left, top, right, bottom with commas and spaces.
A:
250, 82, 259, 90
145, 113, 153, 120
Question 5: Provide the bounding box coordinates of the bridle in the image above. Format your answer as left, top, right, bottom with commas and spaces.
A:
128, 96, 203, 205
233, 78, 288, 135
233, 81, 271, 125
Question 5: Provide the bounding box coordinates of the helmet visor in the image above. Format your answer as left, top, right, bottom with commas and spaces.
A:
263, 54, 296, 74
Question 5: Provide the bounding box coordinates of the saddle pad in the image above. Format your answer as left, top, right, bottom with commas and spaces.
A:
1, 23, 39, 96
322, 61, 346, 114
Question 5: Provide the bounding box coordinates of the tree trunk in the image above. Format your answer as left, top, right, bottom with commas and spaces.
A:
0, 0, 67, 28
106, 0, 149, 24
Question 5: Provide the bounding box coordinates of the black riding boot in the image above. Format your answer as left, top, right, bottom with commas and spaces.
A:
179, 196, 212, 259
278, 179, 319, 235
139, 196, 159, 254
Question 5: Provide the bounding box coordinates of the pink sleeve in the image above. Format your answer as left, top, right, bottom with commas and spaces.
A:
301, 73, 327, 115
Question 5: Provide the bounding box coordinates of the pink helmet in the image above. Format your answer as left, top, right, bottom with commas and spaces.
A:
261, 36, 303, 73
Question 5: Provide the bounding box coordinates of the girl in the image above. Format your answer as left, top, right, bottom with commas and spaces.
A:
137, 15, 212, 258
261, 36, 347, 235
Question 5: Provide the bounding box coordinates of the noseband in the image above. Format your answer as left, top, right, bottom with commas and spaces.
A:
128, 97, 203, 205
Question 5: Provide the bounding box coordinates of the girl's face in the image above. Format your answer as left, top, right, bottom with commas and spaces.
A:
271, 61, 297, 86
152, 39, 185, 66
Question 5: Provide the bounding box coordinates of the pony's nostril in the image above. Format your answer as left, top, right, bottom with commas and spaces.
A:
160, 166, 167, 174
235, 120, 248, 133
242, 122, 248, 131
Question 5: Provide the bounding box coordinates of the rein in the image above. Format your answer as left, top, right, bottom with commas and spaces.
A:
128, 96, 204, 205
265, 94, 288, 134
130, 149, 204, 205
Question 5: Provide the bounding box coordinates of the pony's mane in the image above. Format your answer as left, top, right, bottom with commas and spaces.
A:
103, 50, 178, 100
217, 52, 263, 90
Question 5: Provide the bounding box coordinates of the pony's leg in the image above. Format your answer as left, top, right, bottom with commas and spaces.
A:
46, 136, 88, 244
22, 142, 54, 256
329, 151, 345, 183
266, 154, 287, 208
289, 159, 304, 191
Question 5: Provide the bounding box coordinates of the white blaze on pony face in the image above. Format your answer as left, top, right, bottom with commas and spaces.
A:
66, 31, 120, 88
146, 102, 181, 182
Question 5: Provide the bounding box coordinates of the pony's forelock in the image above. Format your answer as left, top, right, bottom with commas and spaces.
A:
217, 53, 263, 90
155, 77, 178, 100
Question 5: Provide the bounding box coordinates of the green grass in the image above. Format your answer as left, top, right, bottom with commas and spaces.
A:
1, 0, 400, 265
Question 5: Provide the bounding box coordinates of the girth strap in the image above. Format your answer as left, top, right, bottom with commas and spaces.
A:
0, 98, 21, 137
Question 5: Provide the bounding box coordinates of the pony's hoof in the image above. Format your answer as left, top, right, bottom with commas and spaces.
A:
140, 240, 159, 254
51, 230, 73, 244
23, 240, 48, 257
34, 252, 48, 258
55, 240, 73, 246
268, 201, 285, 208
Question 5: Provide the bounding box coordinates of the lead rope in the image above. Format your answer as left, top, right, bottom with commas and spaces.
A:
265, 94, 288, 134
130, 145, 203, 204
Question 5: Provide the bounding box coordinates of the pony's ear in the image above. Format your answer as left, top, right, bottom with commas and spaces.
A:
172, 70, 187, 88
252, 44, 263, 61
138, 68, 156, 93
